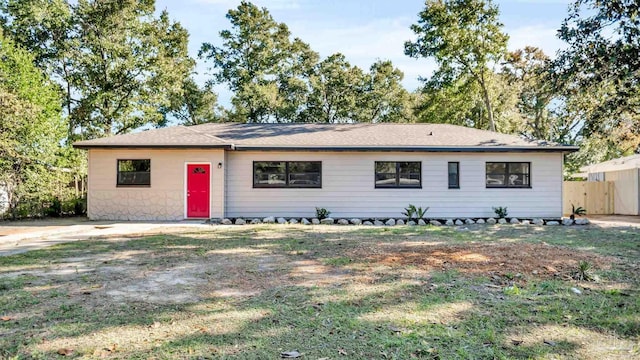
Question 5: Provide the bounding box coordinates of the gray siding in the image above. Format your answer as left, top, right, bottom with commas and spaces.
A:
226, 151, 563, 218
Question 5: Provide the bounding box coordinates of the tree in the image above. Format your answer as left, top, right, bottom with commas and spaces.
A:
304, 53, 365, 123
501, 46, 582, 143
405, 0, 508, 131
556, 0, 640, 154
358, 60, 414, 123
274, 38, 319, 122
164, 78, 221, 125
200, 1, 318, 122
2, 0, 195, 139
0, 34, 66, 217
0, 0, 75, 124
414, 75, 481, 126
71, 1, 193, 137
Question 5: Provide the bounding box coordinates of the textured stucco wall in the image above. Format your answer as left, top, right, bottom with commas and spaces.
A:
87, 149, 225, 220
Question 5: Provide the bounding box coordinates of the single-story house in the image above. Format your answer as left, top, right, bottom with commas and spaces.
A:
73, 123, 578, 221
579, 154, 640, 215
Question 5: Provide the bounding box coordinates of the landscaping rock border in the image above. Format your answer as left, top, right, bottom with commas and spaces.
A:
215, 216, 590, 227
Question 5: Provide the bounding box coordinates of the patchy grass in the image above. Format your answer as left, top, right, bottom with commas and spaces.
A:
0, 224, 638, 359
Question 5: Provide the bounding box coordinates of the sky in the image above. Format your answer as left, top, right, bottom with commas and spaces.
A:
154, 0, 572, 106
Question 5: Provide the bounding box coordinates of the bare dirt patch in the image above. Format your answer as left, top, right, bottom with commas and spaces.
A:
362, 242, 613, 281
86, 234, 616, 304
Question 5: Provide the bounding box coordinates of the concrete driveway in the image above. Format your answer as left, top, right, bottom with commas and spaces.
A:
0, 217, 212, 256
588, 215, 640, 228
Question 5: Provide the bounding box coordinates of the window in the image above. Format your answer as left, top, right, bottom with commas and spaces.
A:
253, 161, 321, 188
375, 161, 421, 188
486, 162, 531, 188
117, 159, 150, 186
448, 162, 459, 189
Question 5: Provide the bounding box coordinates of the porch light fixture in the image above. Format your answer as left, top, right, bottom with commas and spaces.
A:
217, 162, 223, 169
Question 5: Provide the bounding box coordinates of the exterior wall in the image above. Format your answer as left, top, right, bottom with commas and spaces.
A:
605, 168, 640, 215
87, 149, 225, 220
226, 151, 564, 219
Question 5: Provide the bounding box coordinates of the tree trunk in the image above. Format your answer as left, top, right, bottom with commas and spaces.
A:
478, 70, 495, 132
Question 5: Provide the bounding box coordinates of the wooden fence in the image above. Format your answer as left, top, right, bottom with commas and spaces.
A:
563, 181, 614, 215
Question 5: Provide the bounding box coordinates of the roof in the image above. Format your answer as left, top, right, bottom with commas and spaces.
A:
580, 154, 640, 173
73, 123, 579, 153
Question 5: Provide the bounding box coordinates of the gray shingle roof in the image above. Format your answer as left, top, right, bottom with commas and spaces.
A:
73, 123, 578, 152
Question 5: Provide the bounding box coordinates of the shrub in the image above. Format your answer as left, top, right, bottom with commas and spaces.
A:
570, 204, 587, 220
401, 205, 415, 220
315, 207, 331, 220
402, 204, 429, 221
73, 198, 87, 215
415, 206, 429, 219
492, 206, 508, 218
574, 260, 595, 281
47, 198, 62, 217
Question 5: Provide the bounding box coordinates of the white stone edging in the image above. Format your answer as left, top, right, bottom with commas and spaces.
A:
214, 216, 590, 227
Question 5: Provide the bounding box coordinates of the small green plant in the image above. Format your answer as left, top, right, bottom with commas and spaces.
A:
492, 206, 508, 218
402, 204, 429, 221
315, 207, 331, 220
574, 260, 594, 281
570, 204, 587, 220
74, 197, 87, 215
415, 206, 429, 219
324, 257, 352, 266
503, 284, 521, 296
47, 197, 62, 217
401, 205, 415, 219
504, 272, 515, 280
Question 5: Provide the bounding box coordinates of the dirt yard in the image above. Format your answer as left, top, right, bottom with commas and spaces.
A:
0, 224, 638, 359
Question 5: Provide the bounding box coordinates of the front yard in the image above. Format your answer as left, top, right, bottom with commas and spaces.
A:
1, 224, 638, 359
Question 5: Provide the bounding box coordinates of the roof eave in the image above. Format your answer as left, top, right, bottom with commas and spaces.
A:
72, 143, 579, 153
232, 145, 580, 153
72, 144, 233, 150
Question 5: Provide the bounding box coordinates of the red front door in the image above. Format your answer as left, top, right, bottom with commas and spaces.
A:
187, 164, 210, 218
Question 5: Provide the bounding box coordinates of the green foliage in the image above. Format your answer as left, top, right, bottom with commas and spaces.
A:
304, 53, 365, 123
46, 198, 62, 217
200, 1, 318, 123
570, 204, 586, 219
501, 46, 581, 144
2, 0, 196, 139
556, 0, 640, 154
315, 207, 331, 220
200, 1, 413, 124
574, 260, 594, 281
492, 206, 508, 218
73, 197, 86, 215
503, 284, 521, 296
405, 0, 509, 132
324, 257, 351, 266
164, 78, 222, 125
415, 206, 429, 219
401, 205, 415, 220
0, 32, 71, 218
402, 204, 429, 221
357, 60, 415, 123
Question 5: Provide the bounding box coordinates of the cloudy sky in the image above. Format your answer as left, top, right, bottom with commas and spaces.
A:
155, 0, 571, 105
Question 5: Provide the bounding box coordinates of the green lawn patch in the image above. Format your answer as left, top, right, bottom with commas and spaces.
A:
0, 224, 638, 359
